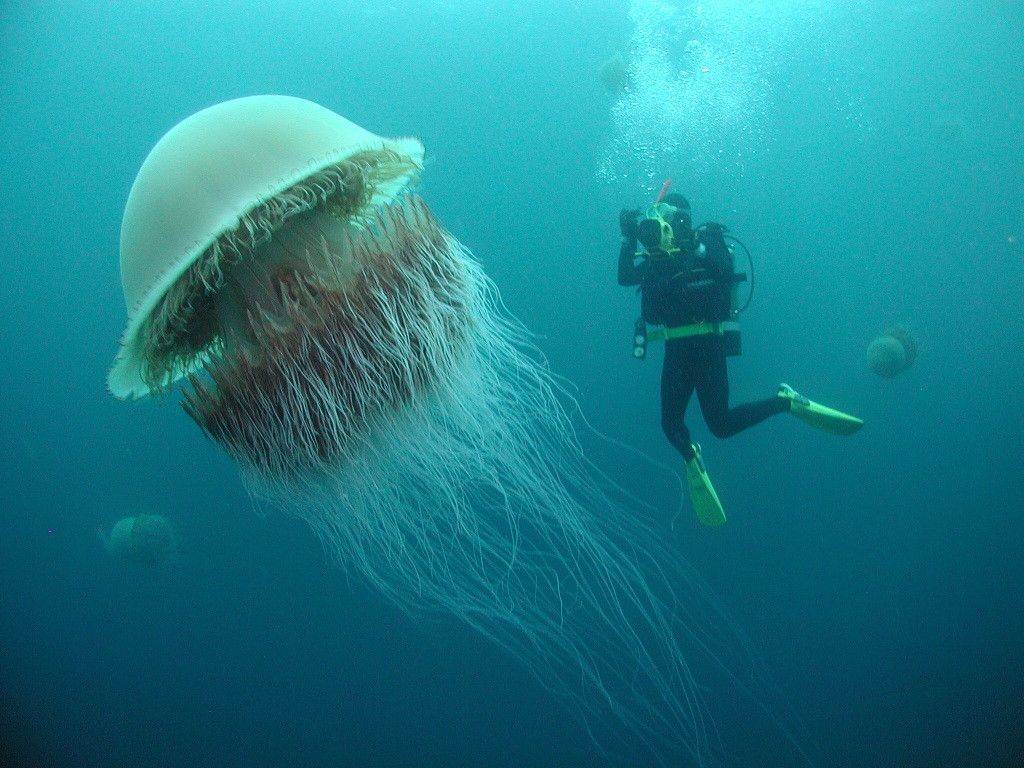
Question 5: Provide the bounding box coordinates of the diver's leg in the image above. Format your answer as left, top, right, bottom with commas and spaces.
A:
696, 339, 788, 439
669, 340, 727, 526
660, 341, 696, 460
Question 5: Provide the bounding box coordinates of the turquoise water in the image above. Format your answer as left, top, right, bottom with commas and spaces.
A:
1, 1, 1022, 766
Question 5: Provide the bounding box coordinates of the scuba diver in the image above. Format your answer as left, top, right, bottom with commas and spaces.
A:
618, 186, 863, 526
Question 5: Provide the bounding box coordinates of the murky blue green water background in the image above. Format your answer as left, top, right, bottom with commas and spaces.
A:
1, 1, 1022, 765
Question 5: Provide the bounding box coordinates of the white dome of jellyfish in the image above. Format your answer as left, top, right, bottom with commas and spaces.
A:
108, 95, 770, 764
101, 514, 178, 567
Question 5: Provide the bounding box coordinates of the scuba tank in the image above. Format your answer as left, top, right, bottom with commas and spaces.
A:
720, 228, 754, 317
694, 222, 751, 321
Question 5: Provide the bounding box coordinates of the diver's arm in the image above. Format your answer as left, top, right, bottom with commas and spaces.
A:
617, 209, 643, 286
618, 239, 644, 286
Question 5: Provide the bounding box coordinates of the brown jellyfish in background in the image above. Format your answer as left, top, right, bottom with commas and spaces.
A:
600, 54, 635, 94
101, 514, 178, 567
867, 327, 917, 378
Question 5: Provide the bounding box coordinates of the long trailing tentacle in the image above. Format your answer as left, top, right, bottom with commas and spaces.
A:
181, 195, 803, 766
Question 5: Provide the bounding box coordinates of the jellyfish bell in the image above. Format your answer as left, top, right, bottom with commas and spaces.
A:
866, 335, 904, 378
109, 95, 423, 399
600, 54, 634, 94
102, 514, 177, 567
867, 327, 917, 378
108, 95, 799, 765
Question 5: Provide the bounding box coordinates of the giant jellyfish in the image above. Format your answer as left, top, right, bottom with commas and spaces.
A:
109, 95, 758, 764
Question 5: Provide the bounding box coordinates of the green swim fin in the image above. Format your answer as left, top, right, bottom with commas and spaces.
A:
685, 443, 727, 527
778, 383, 864, 436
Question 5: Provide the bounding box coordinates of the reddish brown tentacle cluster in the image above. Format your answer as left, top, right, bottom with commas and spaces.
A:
182, 198, 473, 479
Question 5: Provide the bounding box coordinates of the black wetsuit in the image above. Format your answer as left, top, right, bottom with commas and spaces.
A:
618, 228, 786, 461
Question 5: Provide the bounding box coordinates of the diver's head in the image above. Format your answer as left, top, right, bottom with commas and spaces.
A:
663, 194, 691, 229
663, 193, 690, 214
664, 195, 695, 252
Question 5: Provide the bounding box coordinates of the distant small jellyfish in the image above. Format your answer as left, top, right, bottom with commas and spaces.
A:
600, 54, 634, 94
102, 514, 177, 567
867, 327, 917, 378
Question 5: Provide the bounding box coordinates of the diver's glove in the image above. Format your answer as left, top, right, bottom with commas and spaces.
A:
619, 208, 640, 241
